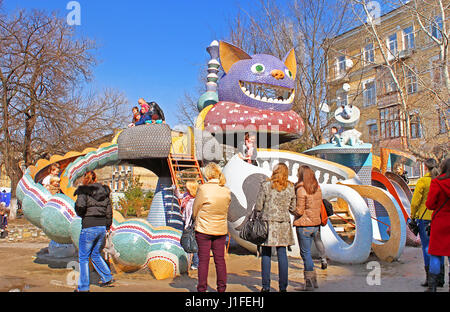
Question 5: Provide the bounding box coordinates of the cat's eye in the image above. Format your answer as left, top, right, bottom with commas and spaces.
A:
251, 63, 265, 74
285, 69, 293, 79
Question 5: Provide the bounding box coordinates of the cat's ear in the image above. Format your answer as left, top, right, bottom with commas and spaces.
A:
219, 41, 252, 74
283, 49, 297, 80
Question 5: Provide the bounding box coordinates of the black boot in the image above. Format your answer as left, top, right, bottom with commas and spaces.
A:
425, 273, 439, 292
438, 264, 445, 287
421, 266, 429, 287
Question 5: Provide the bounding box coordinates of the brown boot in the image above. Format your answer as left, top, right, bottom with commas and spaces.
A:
312, 270, 319, 288
303, 271, 315, 291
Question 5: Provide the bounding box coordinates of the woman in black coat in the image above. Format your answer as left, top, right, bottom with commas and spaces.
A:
74, 171, 115, 292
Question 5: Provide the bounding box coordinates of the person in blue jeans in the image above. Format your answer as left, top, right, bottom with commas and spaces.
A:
293, 165, 323, 291
410, 158, 441, 287
74, 171, 115, 292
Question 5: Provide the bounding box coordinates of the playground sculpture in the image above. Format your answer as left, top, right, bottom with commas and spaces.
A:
16, 40, 417, 282
333, 104, 363, 147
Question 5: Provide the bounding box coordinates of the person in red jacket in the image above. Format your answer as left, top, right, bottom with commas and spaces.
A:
425, 158, 450, 292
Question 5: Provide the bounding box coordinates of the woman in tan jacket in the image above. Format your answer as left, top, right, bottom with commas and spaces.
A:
192, 163, 231, 292
293, 165, 322, 291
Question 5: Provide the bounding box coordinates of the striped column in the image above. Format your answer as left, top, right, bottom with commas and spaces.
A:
197, 40, 220, 112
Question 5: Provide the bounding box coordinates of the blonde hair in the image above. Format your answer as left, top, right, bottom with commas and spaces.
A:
269, 163, 291, 192
204, 163, 226, 186
50, 176, 60, 184
185, 181, 199, 197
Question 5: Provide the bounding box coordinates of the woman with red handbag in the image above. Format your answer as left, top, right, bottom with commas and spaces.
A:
425, 158, 450, 292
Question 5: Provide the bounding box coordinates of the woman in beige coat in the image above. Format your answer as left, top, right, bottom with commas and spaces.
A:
293, 165, 322, 291
255, 163, 296, 292
193, 163, 231, 292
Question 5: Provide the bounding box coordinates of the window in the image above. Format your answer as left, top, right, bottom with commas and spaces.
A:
431, 16, 443, 39
405, 163, 421, 179
410, 113, 422, 139
337, 55, 346, 76
403, 26, 415, 50
387, 33, 398, 59
385, 77, 398, 93
363, 80, 376, 107
406, 69, 417, 94
336, 90, 348, 107
364, 43, 374, 64
368, 122, 379, 142
438, 108, 450, 134
430, 56, 443, 86
380, 106, 402, 139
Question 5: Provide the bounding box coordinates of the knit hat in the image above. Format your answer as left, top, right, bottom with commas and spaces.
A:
140, 102, 150, 110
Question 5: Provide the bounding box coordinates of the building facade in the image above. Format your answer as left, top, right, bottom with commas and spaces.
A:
326, 2, 449, 178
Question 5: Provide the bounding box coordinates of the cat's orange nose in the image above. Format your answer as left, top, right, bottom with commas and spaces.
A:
271, 69, 285, 80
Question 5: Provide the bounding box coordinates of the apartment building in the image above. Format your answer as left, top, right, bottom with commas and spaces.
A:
326, 2, 449, 178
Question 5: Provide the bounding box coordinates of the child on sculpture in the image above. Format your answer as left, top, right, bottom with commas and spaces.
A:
147, 101, 166, 124
174, 181, 199, 270
238, 132, 258, 166
128, 106, 141, 127
42, 163, 60, 191
133, 101, 151, 126
48, 176, 61, 195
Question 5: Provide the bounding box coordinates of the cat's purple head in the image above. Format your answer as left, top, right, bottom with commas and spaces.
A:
218, 42, 297, 112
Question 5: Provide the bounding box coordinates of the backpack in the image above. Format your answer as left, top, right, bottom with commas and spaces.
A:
323, 199, 334, 217
320, 200, 330, 226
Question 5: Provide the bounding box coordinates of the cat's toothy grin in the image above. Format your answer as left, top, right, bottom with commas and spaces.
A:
239, 81, 294, 104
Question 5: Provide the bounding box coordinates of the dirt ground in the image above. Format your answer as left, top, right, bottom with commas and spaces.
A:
0, 218, 449, 293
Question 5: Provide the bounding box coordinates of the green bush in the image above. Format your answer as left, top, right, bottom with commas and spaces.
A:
118, 177, 152, 218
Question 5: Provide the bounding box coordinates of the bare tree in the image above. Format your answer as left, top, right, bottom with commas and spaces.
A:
0, 9, 128, 193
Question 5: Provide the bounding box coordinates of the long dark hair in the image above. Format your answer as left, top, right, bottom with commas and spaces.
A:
424, 158, 439, 179
438, 158, 450, 180
296, 165, 319, 195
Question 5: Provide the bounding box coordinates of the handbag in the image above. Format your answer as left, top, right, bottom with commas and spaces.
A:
239, 208, 268, 246
323, 199, 334, 217
408, 208, 427, 236
426, 198, 449, 237
180, 220, 198, 253
320, 201, 329, 226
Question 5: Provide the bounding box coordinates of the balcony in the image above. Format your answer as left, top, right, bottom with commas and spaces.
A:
398, 49, 414, 60
377, 91, 400, 108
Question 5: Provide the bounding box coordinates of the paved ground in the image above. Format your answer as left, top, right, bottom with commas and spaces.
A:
0, 218, 448, 293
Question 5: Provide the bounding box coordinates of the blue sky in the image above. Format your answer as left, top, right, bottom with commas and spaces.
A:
3, 0, 253, 126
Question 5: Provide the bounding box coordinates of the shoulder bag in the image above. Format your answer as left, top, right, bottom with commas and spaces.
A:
239, 208, 268, 246
180, 219, 198, 253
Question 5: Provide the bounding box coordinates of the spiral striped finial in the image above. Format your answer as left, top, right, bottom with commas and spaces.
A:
197, 40, 219, 112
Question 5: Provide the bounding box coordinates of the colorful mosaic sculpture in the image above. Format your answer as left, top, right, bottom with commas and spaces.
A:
17, 139, 188, 280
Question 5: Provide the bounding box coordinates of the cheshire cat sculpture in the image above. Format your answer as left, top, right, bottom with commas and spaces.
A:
197, 41, 304, 141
